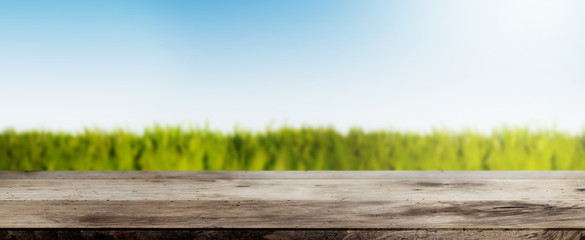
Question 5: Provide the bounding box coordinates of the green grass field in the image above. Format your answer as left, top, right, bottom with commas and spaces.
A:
1, 126, 584, 170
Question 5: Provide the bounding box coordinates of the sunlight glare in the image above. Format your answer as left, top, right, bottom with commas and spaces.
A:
493, 0, 578, 38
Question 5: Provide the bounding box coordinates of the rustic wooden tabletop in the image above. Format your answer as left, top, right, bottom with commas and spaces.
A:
1, 171, 584, 239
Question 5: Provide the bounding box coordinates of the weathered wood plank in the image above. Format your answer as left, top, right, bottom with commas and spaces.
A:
1, 179, 584, 201
0, 171, 584, 229
2, 200, 584, 228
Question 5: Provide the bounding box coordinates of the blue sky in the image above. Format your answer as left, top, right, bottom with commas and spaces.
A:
1, 0, 585, 133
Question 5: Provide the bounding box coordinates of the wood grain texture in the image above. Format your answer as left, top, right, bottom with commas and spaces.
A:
0, 171, 584, 229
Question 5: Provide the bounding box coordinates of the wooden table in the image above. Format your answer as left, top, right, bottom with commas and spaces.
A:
1, 171, 584, 239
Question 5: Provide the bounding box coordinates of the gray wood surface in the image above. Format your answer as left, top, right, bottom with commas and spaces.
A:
1, 171, 584, 229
